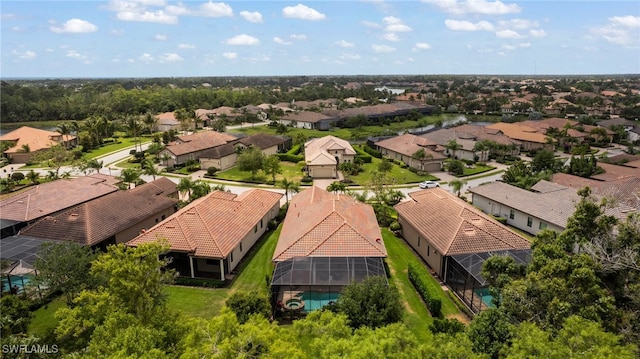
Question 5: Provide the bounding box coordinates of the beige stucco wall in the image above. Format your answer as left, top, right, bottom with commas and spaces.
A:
398, 215, 445, 277
471, 194, 564, 236
116, 206, 176, 244
379, 148, 442, 172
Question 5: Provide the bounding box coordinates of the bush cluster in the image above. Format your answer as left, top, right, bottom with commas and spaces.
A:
276, 153, 304, 162
174, 277, 225, 288
408, 263, 442, 317
362, 145, 382, 158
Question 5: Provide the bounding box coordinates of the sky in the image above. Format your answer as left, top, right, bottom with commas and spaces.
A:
1, 0, 639, 78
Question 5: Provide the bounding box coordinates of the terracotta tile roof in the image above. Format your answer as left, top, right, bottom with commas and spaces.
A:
0, 126, 76, 154
375, 133, 446, 159
606, 154, 640, 164
164, 131, 237, 156
18, 179, 178, 246
486, 123, 552, 144
129, 177, 178, 197
305, 136, 356, 166
128, 189, 282, 259
155, 112, 179, 125
0, 175, 119, 222
273, 186, 386, 262
592, 162, 640, 181
451, 124, 520, 145
239, 133, 288, 150
395, 188, 530, 255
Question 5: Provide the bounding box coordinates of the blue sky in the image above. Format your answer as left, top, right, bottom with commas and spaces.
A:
1, 1, 639, 78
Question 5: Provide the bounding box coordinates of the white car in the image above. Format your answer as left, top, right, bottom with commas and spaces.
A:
419, 180, 439, 189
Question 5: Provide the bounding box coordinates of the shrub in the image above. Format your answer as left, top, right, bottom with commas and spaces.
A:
389, 221, 401, 231
276, 153, 304, 162
301, 175, 313, 183
430, 318, 465, 335
225, 290, 271, 324
363, 145, 383, 158
287, 144, 302, 155
408, 263, 442, 317
174, 277, 225, 288
206, 167, 218, 176
492, 215, 507, 224
10, 172, 24, 182
355, 154, 372, 164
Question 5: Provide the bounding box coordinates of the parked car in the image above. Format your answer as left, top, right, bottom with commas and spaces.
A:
419, 180, 439, 189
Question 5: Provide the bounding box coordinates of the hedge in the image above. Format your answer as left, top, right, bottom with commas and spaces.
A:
276, 153, 304, 162
174, 277, 226, 288
407, 263, 442, 317
287, 144, 302, 155
355, 154, 372, 163
362, 145, 383, 158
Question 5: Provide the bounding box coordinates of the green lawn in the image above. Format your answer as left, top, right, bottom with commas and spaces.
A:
164, 286, 229, 320
382, 228, 461, 342
27, 296, 67, 338
350, 155, 439, 185
214, 162, 305, 184
85, 136, 151, 160
461, 164, 496, 176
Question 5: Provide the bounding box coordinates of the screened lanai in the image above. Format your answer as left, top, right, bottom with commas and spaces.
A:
446, 249, 532, 313
271, 256, 387, 312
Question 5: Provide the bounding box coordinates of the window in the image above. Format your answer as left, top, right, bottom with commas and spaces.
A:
418, 236, 421, 247
260, 219, 263, 228
254, 225, 257, 233
161, 214, 166, 220
240, 243, 243, 252
539, 222, 547, 230
527, 217, 532, 227
427, 245, 430, 257
230, 252, 234, 262
509, 209, 515, 220
155, 218, 159, 223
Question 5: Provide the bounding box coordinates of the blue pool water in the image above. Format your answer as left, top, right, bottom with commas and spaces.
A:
299, 292, 341, 312
1, 275, 32, 294
475, 288, 495, 308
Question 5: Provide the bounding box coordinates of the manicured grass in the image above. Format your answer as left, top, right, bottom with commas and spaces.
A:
27, 296, 67, 338
214, 162, 305, 184
350, 155, 439, 185
85, 137, 151, 159
461, 164, 495, 176
164, 285, 229, 319
382, 228, 461, 342
231, 225, 281, 293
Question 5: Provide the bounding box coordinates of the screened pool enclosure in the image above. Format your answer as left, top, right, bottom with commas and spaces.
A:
446, 249, 532, 313
271, 256, 387, 313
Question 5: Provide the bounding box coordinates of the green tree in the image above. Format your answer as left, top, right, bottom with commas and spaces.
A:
377, 158, 393, 173
119, 167, 141, 189
336, 275, 402, 329
467, 308, 513, 359
0, 295, 33, 336
327, 181, 348, 194
35, 241, 96, 305
56, 122, 72, 149
26, 169, 40, 185
142, 159, 162, 180
237, 146, 265, 180
262, 154, 282, 183
530, 149, 560, 172
176, 177, 195, 200
190, 180, 211, 201
447, 159, 465, 176
445, 139, 463, 159
448, 179, 467, 197
225, 290, 271, 324
32, 145, 75, 179
278, 178, 300, 203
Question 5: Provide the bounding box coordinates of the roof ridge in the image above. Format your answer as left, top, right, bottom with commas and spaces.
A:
175, 211, 198, 252
444, 204, 465, 255
193, 202, 225, 256
275, 209, 343, 260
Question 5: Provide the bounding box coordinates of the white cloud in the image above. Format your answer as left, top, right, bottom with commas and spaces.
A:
178, 43, 196, 49
224, 34, 259, 45
495, 29, 522, 39
66, 50, 92, 64
412, 42, 431, 51
50, 18, 98, 33
139, 53, 154, 63
529, 29, 547, 37
383, 16, 412, 32
340, 53, 361, 60
282, 4, 326, 20
273, 37, 292, 45
498, 18, 539, 30
111, 29, 125, 36
199, 2, 233, 17
155, 34, 167, 41
383, 33, 400, 41
290, 34, 307, 40
502, 44, 516, 50
336, 40, 355, 48
165, 3, 190, 16
362, 20, 381, 28
159, 53, 183, 63
592, 15, 640, 46
518, 42, 531, 48
12, 49, 37, 59
422, 0, 521, 15
240, 10, 263, 23
117, 10, 177, 24
223, 52, 238, 59
372, 44, 395, 53
609, 15, 640, 28
445, 19, 494, 31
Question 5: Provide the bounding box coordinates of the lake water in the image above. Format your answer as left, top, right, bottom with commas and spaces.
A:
398, 115, 490, 135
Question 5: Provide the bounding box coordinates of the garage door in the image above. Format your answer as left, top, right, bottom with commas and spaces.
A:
311, 167, 334, 178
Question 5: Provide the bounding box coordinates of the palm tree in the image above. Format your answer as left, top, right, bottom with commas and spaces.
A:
124, 116, 143, 152
142, 112, 158, 134
142, 160, 162, 180
56, 122, 71, 149
327, 181, 348, 194
176, 177, 195, 201
26, 170, 40, 185
449, 179, 467, 197
278, 178, 300, 203
445, 139, 463, 159
119, 168, 141, 189
18, 144, 30, 153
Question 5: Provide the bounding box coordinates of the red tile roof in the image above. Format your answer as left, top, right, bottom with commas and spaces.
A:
128, 189, 283, 259
395, 188, 530, 255
0, 175, 119, 222
164, 131, 237, 156
273, 186, 386, 262
18, 179, 178, 246
375, 133, 446, 159
0, 126, 76, 154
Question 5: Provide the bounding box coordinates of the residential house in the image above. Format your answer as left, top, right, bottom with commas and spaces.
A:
127, 189, 283, 280
420, 128, 489, 162
271, 186, 388, 312
0, 174, 120, 238
374, 133, 446, 172
551, 173, 640, 210
155, 112, 181, 132
199, 133, 290, 171
0, 126, 77, 163
304, 136, 356, 178
485, 122, 554, 151
597, 118, 640, 142
395, 188, 531, 313
279, 111, 339, 130
16, 178, 178, 250
158, 131, 238, 167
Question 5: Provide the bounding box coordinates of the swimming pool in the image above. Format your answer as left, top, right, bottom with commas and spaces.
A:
298, 292, 340, 312
1, 275, 32, 294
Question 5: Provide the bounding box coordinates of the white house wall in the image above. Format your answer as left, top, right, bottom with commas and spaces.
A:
398, 215, 445, 277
